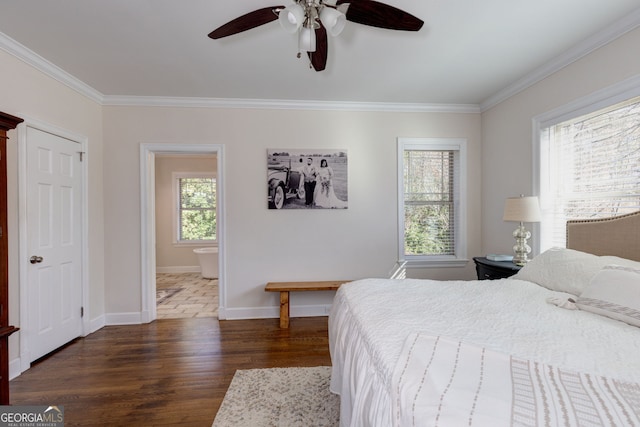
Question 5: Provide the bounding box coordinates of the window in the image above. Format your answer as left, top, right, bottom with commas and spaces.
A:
174, 173, 217, 243
397, 138, 467, 267
537, 95, 640, 250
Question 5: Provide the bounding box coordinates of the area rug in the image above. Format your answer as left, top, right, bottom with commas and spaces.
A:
212, 366, 339, 427
156, 287, 183, 304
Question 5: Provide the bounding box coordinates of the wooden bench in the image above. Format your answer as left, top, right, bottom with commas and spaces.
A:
265, 280, 350, 328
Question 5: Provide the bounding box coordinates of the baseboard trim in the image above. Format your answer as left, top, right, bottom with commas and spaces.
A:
105, 312, 144, 325
10, 357, 23, 380
88, 314, 106, 334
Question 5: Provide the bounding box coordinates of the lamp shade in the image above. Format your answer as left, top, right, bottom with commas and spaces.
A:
320, 7, 346, 36
298, 26, 316, 52
279, 3, 305, 33
503, 196, 541, 223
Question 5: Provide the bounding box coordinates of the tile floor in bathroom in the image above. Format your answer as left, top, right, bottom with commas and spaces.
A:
156, 272, 218, 319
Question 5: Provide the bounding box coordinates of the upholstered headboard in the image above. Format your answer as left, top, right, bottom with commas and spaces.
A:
566, 211, 640, 262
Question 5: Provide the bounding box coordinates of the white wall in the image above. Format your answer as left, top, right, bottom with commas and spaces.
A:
481, 27, 640, 256
3, 21, 637, 331
155, 155, 217, 270
103, 107, 482, 318
0, 50, 105, 363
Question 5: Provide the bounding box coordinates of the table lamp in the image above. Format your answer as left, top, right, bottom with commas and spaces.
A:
503, 195, 541, 266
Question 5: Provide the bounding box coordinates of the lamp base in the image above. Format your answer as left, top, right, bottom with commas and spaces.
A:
512, 222, 531, 266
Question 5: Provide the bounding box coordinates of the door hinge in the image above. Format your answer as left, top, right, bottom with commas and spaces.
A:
81, 306, 84, 318
78, 151, 85, 162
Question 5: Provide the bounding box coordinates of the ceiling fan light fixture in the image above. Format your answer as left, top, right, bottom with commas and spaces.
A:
319, 7, 346, 36
279, 3, 305, 33
298, 26, 316, 52
209, 0, 424, 71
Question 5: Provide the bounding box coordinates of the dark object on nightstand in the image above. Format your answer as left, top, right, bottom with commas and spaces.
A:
473, 257, 522, 280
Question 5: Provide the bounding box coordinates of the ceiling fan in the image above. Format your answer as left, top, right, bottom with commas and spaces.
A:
208, 0, 423, 71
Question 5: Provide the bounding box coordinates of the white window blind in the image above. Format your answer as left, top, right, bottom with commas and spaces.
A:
397, 138, 467, 266
540, 96, 640, 250
403, 150, 455, 255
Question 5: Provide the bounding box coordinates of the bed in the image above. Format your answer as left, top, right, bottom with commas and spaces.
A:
329, 211, 640, 426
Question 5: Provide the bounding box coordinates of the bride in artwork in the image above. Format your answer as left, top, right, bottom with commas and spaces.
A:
314, 159, 347, 209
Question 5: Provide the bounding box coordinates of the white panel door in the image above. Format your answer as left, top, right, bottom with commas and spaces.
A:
26, 127, 83, 362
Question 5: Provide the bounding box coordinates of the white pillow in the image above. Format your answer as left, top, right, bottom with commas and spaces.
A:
512, 247, 606, 296
575, 265, 640, 327
600, 255, 640, 270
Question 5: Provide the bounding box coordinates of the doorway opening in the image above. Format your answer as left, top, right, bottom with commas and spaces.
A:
154, 154, 218, 319
140, 144, 225, 323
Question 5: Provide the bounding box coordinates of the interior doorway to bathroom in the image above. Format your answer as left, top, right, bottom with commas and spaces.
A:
140, 144, 225, 323
154, 154, 218, 319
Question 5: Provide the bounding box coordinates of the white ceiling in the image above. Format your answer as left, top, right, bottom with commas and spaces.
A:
1, 0, 639, 107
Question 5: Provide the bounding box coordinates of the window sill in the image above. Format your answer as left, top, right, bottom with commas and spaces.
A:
404, 257, 469, 268
173, 241, 217, 248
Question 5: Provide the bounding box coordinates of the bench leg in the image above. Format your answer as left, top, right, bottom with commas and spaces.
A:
279, 291, 290, 329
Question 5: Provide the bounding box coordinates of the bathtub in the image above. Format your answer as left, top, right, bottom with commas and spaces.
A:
193, 247, 219, 279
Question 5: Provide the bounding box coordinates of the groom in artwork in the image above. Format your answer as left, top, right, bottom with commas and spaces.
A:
301, 157, 317, 207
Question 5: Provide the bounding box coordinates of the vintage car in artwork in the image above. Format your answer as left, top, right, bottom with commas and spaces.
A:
267, 158, 305, 209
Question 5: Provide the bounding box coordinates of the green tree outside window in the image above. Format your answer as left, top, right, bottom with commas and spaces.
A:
179, 177, 216, 241
403, 150, 454, 256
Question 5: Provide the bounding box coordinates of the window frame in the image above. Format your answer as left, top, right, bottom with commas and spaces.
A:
532, 77, 640, 253
397, 138, 468, 268
172, 172, 217, 246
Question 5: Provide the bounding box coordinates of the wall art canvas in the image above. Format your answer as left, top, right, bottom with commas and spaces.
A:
267, 149, 348, 209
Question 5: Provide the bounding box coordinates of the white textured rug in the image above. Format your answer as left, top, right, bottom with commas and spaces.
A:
212, 366, 339, 427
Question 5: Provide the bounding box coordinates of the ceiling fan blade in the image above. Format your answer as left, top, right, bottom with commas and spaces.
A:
335, 0, 423, 31
308, 25, 328, 71
208, 6, 284, 39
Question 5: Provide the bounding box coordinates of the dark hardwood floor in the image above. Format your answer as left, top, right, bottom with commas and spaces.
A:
10, 316, 331, 426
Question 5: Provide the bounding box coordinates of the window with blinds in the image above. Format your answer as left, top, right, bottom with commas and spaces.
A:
539, 95, 640, 250
404, 150, 455, 255
397, 138, 467, 265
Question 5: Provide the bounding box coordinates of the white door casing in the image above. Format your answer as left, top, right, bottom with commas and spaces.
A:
139, 143, 226, 322
18, 121, 87, 370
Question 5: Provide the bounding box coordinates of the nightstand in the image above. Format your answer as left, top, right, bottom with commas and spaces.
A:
473, 257, 522, 280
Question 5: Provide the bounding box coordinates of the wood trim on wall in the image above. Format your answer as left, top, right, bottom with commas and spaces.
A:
0, 111, 23, 404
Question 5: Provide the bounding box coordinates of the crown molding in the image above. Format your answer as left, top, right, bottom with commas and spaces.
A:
533, 73, 640, 127
0, 29, 477, 113
3, 3, 640, 115
0, 32, 104, 104
101, 95, 480, 113
480, 7, 640, 112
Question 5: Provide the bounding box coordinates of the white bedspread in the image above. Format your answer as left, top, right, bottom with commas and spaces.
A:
329, 278, 640, 427
392, 334, 640, 426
